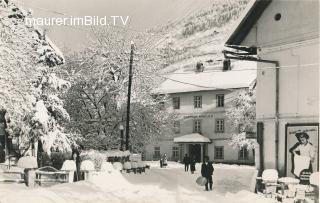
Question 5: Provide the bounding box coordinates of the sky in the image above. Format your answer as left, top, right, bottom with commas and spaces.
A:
13, 0, 214, 50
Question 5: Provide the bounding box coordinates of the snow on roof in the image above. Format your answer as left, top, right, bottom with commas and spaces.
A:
154, 61, 256, 94
173, 133, 211, 143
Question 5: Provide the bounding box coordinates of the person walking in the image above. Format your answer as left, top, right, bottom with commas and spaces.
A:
183, 154, 190, 172
72, 144, 83, 181
201, 156, 214, 191
190, 155, 196, 174
162, 153, 168, 167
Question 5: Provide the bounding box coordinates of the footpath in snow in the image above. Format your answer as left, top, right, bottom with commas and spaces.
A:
0, 162, 273, 203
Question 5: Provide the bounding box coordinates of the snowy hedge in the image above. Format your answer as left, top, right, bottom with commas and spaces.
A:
80, 150, 130, 170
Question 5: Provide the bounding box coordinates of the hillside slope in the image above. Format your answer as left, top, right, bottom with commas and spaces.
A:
152, 0, 250, 73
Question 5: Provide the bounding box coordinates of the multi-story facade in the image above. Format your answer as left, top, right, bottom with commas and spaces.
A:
144, 61, 257, 164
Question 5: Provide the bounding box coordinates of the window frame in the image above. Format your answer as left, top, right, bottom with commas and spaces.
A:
173, 121, 180, 134
172, 97, 180, 109
172, 146, 179, 158
215, 119, 225, 133
239, 147, 249, 160
193, 120, 201, 133
194, 96, 202, 108
216, 94, 224, 107
214, 146, 224, 159
154, 146, 161, 158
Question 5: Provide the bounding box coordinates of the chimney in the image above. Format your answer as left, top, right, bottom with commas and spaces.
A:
223, 59, 231, 71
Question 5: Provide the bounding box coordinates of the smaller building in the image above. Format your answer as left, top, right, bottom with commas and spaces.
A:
144, 61, 257, 164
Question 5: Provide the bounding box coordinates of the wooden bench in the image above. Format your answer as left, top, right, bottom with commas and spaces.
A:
0, 163, 26, 184
35, 166, 68, 186
0, 171, 26, 183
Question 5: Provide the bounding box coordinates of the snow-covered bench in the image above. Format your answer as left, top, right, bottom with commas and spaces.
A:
0, 164, 26, 184
34, 166, 68, 186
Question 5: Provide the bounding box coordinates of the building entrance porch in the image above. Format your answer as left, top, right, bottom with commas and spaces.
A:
188, 144, 206, 162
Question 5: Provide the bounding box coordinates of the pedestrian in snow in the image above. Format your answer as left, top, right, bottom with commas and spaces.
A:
201, 156, 214, 191
160, 158, 163, 168
183, 154, 190, 172
190, 155, 196, 174
72, 144, 83, 181
162, 153, 168, 167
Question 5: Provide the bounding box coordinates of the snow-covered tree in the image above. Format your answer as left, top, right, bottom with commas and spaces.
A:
0, 1, 74, 155
226, 88, 256, 150
61, 27, 176, 152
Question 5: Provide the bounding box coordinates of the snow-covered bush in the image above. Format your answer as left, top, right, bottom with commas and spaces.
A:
137, 161, 145, 168
123, 162, 131, 170
101, 162, 114, 173
17, 156, 37, 168
80, 160, 95, 171
51, 151, 72, 170
80, 150, 105, 170
61, 160, 76, 171
80, 150, 132, 170
131, 162, 138, 169
113, 162, 123, 171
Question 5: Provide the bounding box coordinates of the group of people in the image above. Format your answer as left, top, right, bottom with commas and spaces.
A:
183, 154, 214, 191
159, 153, 168, 168
183, 154, 196, 174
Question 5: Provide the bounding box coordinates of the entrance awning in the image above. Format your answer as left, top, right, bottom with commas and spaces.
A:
173, 133, 211, 143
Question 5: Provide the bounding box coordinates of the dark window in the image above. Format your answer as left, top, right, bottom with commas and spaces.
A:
239, 147, 249, 160
154, 146, 160, 158
172, 97, 180, 109
215, 146, 224, 159
159, 101, 165, 110
194, 96, 202, 108
174, 121, 180, 134
172, 146, 179, 158
193, 120, 201, 133
215, 119, 224, 133
216, 94, 224, 107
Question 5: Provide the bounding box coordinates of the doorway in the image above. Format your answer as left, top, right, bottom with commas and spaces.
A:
189, 144, 205, 162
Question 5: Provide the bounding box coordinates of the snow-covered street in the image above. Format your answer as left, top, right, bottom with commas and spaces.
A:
0, 162, 273, 203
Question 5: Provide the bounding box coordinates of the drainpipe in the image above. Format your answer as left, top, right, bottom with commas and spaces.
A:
224, 55, 280, 171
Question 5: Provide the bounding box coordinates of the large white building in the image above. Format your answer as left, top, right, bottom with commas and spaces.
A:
144, 61, 257, 164
224, 0, 319, 176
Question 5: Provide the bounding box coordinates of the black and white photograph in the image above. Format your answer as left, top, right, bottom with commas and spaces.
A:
286, 124, 319, 178
0, 0, 319, 202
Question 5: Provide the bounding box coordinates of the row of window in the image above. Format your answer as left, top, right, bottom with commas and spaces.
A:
154, 146, 179, 158
172, 94, 224, 109
214, 146, 249, 160
154, 146, 249, 160
174, 119, 225, 134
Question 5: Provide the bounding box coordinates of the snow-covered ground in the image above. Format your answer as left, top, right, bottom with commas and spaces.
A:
0, 162, 273, 203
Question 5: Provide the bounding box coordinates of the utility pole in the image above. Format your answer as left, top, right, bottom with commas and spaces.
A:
125, 42, 134, 151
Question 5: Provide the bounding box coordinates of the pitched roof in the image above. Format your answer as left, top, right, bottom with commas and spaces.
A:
173, 133, 211, 143
154, 61, 256, 94
225, 0, 272, 45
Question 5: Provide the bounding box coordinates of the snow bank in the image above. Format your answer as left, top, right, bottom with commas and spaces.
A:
224, 191, 273, 203
145, 161, 183, 169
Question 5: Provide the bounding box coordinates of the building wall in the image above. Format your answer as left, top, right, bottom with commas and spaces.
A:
240, 0, 319, 175
144, 89, 255, 164
242, 0, 319, 48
